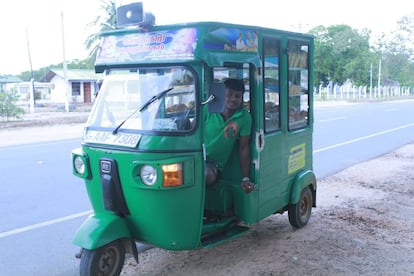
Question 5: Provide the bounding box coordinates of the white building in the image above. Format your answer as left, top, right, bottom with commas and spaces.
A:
0, 75, 22, 92
12, 81, 52, 103
41, 69, 103, 104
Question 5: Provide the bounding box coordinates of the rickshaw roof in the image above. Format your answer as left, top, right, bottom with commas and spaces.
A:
95, 21, 314, 73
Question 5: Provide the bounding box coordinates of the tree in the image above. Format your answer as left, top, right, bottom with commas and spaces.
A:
376, 13, 414, 87
388, 14, 414, 60
0, 90, 24, 122
310, 26, 334, 87
310, 25, 374, 88
84, 0, 117, 63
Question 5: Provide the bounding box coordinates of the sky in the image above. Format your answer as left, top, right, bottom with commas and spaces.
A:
1, 0, 413, 75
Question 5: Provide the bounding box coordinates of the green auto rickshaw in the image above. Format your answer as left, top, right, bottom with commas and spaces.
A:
72, 3, 316, 275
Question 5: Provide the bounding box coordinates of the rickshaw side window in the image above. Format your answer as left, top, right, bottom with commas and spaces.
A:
288, 41, 310, 130
263, 37, 281, 132
212, 64, 251, 111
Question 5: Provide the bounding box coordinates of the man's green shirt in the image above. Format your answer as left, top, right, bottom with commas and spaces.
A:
204, 106, 252, 170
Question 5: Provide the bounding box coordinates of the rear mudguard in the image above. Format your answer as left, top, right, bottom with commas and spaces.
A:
290, 170, 317, 206
73, 213, 132, 250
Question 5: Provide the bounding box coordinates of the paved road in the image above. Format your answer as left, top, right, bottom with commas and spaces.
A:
313, 99, 414, 177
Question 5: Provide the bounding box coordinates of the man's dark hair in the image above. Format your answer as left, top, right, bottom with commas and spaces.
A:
224, 78, 245, 93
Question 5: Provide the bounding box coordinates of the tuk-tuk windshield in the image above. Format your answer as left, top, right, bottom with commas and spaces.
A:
87, 66, 196, 133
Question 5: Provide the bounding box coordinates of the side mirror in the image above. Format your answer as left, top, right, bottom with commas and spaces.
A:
206, 83, 225, 113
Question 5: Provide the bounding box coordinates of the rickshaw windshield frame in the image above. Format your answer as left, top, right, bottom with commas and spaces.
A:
86, 66, 197, 134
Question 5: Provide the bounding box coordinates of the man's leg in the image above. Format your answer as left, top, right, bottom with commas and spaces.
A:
205, 161, 218, 186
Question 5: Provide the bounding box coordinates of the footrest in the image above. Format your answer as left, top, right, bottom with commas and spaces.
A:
201, 224, 249, 248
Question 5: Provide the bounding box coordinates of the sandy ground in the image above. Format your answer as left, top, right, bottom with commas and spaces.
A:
119, 144, 414, 275
1, 109, 413, 275
0, 111, 88, 147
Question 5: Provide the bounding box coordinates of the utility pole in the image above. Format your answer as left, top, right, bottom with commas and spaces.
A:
370, 63, 373, 98
61, 11, 70, 112
25, 28, 35, 113
377, 59, 381, 97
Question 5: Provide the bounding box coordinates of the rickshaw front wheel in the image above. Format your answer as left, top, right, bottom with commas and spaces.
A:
288, 186, 313, 228
79, 240, 125, 276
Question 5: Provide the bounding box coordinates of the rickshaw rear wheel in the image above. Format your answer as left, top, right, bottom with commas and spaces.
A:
288, 186, 313, 228
79, 240, 125, 276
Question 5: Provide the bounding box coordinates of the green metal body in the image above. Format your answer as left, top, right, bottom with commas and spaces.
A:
72, 21, 316, 251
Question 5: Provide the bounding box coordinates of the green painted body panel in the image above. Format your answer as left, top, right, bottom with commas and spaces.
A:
79, 139, 205, 250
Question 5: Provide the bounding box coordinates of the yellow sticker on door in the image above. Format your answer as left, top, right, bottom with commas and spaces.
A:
288, 143, 306, 174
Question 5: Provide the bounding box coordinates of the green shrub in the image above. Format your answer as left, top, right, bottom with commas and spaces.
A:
0, 91, 24, 121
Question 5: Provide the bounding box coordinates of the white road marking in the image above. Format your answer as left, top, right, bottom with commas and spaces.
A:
0, 210, 92, 239
385, 108, 398, 112
314, 122, 414, 153
318, 116, 347, 123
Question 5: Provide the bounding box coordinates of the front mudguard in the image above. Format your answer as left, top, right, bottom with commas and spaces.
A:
73, 213, 132, 250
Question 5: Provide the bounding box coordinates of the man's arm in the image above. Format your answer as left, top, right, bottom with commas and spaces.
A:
239, 135, 254, 194
239, 135, 250, 178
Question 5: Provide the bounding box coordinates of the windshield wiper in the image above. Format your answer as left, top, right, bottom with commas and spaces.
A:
139, 87, 174, 112
112, 87, 174, 135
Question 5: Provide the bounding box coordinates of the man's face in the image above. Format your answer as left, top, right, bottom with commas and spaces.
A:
224, 88, 243, 111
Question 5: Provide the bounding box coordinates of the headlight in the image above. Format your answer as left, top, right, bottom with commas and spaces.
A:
140, 165, 157, 186
72, 148, 90, 179
74, 156, 85, 174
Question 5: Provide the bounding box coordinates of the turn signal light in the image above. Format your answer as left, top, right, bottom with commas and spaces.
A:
162, 163, 183, 187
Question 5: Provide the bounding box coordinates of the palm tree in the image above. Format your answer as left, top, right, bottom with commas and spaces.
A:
84, 0, 117, 65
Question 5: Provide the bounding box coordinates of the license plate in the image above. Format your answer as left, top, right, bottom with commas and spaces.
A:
83, 130, 141, 148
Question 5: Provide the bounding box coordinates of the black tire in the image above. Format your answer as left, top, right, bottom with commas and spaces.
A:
288, 186, 313, 228
79, 240, 125, 276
